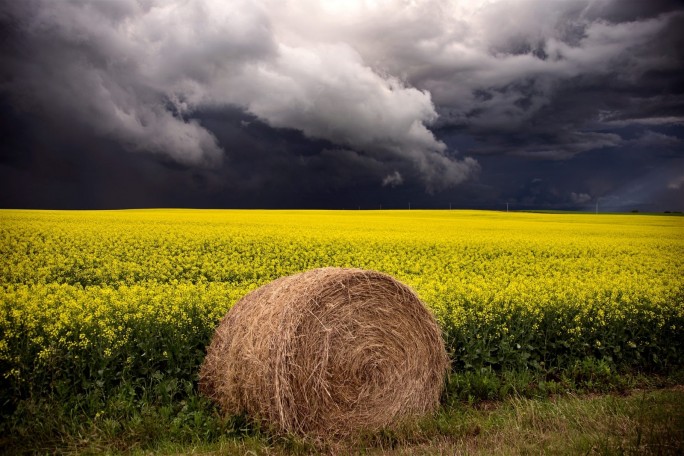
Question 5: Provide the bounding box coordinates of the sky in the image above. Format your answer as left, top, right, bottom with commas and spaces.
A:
1, 0, 683, 211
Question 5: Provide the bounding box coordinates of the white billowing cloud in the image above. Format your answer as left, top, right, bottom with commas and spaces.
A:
4, 0, 476, 189
8, 0, 239, 165
274, 0, 680, 157
3, 0, 680, 185
281, 0, 677, 130
416, 154, 480, 192
224, 44, 447, 166
382, 171, 403, 187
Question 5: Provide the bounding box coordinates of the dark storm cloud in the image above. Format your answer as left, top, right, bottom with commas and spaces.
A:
0, 0, 478, 193
368, 0, 684, 160
1, 0, 683, 210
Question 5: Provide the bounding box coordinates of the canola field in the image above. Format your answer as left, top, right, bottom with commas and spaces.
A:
1, 209, 683, 414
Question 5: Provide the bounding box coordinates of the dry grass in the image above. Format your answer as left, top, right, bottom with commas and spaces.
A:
147, 387, 684, 455
200, 267, 449, 439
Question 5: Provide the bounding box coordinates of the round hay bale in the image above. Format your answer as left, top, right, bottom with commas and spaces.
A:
199, 267, 449, 438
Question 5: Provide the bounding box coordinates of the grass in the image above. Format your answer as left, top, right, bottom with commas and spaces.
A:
3, 369, 682, 455
39, 386, 681, 455
361, 386, 684, 456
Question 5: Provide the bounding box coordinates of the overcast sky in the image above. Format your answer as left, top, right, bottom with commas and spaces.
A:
1, 0, 683, 210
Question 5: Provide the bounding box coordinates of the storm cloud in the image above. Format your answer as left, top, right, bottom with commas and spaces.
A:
1, 0, 682, 209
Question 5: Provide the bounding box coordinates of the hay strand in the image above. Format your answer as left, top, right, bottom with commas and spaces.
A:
199, 267, 449, 438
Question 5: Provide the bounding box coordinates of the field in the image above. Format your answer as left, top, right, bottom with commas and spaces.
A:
1, 209, 683, 453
